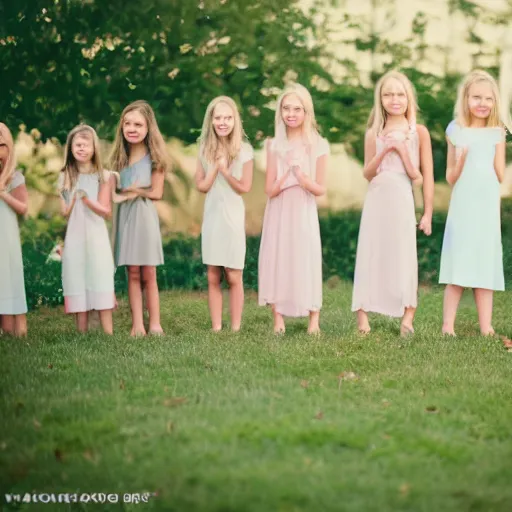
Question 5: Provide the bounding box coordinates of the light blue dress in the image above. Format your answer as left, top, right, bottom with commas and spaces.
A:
201, 142, 253, 269
0, 171, 27, 314
60, 171, 116, 313
439, 122, 505, 290
114, 154, 164, 267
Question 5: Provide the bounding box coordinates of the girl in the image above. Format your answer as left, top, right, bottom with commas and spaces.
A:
195, 96, 254, 332
0, 123, 28, 337
258, 83, 329, 335
111, 100, 169, 337
58, 125, 116, 334
440, 70, 509, 336
351, 70, 434, 336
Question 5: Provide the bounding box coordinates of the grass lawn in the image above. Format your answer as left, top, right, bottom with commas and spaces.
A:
1, 281, 512, 511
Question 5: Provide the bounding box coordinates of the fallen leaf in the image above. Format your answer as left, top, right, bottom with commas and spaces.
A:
166, 421, 174, 433
204, 363, 213, 371
338, 371, 359, 381
300, 380, 309, 389
119, 379, 125, 390
1, 441, 7, 450
399, 483, 411, 496
314, 411, 324, 420
163, 397, 187, 407
48, 364, 53, 369
54, 449, 63, 462
425, 405, 439, 413
382, 400, 391, 407
83, 450, 94, 461
33, 419, 41, 429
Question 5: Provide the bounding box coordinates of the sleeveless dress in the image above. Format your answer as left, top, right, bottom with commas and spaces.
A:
201, 142, 254, 269
60, 171, 116, 313
114, 154, 164, 267
0, 171, 27, 315
258, 135, 329, 317
351, 125, 419, 317
439, 122, 505, 290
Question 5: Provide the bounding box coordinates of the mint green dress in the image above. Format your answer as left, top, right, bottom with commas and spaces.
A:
0, 171, 27, 314
439, 122, 505, 290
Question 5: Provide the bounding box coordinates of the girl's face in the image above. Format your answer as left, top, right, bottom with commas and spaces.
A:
381, 78, 408, 117
212, 102, 235, 137
71, 133, 94, 164
123, 110, 148, 144
467, 81, 494, 121
281, 94, 305, 129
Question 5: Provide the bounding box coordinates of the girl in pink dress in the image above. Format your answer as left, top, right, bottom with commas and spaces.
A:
258, 84, 329, 334
351, 71, 434, 336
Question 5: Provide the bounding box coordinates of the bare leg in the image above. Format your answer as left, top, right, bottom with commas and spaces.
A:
473, 288, 494, 335
1, 315, 15, 334
442, 284, 464, 336
308, 310, 321, 334
272, 304, 285, 334
207, 266, 223, 331
99, 309, 114, 335
142, 266, 163, 334
76, 312, 88, 333
225, 268, 244, 332
357, 310, 371, 334
127, 265, 146, 336
400, 307, 416, 336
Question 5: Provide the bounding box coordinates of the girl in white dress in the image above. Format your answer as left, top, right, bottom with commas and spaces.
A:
59, 125, 116, 334
0, 123, 28, 337
195, 96, 254, 332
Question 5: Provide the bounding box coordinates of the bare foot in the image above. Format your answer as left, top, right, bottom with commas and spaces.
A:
130, 327, 146, 337
400, 323, 414, 337
442, 329, 456, 337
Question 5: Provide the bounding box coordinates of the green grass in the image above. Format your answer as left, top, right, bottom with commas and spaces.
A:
1, 282, 512, 512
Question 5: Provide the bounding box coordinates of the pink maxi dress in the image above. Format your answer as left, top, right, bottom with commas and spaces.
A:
258, 135, 329, 317
351, 124, 419, 317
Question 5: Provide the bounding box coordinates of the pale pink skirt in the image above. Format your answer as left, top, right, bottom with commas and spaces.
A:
352, 172, 417, 317
258, 186, 322, 317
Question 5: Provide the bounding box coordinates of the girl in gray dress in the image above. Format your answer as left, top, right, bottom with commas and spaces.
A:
110, 101, 170, 337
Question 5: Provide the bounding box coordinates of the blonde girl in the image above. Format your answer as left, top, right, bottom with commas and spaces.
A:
195, 96, 254, 332
0, 123, 28, 337
111, 100, 170, 337
351, 70, 434, 336
258, 83, 329, 335
58, 125, 116, 334
440, 70, 510, 336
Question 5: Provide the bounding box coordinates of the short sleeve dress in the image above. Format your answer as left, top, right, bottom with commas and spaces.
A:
439, 122, 505, 290
201, 142, 254, 270
0, 171, 28, 314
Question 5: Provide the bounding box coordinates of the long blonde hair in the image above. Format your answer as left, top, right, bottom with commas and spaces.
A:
274, 83, 319, 154
454, 69, 512, 132
0, 123, 16, 190
367, 71, 418, 134
198, 96, 246, 166
110, 100, 170, 173
60, 125, 103, 191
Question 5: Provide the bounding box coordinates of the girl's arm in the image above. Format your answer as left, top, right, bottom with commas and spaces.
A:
390, 140, 422, 182
445, 139, 468, 186
295, 154, 328, 197
362, 130, 388, 181
0, 184, 28, 216
265, 142, 292, 199
195, 159, 218, 193
494, 139, 506, 183
220, 160, 254, 194
417, 124, 434, 235
124, 168, 165, 200
81, 175, 115, 219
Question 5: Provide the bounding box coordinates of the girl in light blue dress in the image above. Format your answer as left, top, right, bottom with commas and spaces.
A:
110, 101, 170, 337
59, 125, 116, 334
0, 123, 28, 337
440, 70, 509, 336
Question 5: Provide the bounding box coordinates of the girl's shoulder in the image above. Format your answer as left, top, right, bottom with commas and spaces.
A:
314, 134, 330, 157
8, 170, 25, 191
239, 141, 254, 164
